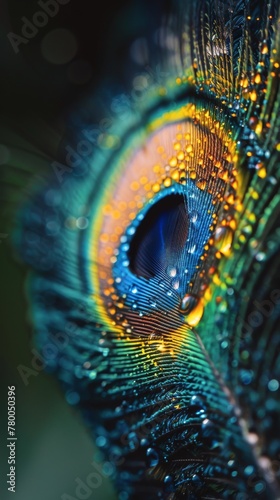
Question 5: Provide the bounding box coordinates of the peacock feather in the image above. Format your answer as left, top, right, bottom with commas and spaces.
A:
10, 0, 280, 498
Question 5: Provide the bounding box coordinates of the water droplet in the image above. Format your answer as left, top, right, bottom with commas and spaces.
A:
201, 418, 216, 439
121, 243, 129, 252
201, 418, 214, 429
166, 266, 177, 277
255, 251, 266, 262
164, 475, 174, 491
247, 432, 259, 446
260, 40, 269, 55
244, 465, 254, 476
140, 438, 149, 447
190, 394, 207, 409
149, 298, 157, 307
146, 447, 159, 467
240, 369, 253, 385
66, 391, 80, 405
103, 461, 114, 476
268, 379, 279, 391
188, 243, 197, 254
171, 278, 180, 290
196, 408, 207, 419
269, 176, 277, 185
254, 482, 265, 494
192, 474, 203, 486
127, 227, 135, 236
89, 370, 97, 380
214, 226, 233, 256
76, 217, 88, 229
96, 436, 107, 447
190, 210, 199, 223
180, 294, 204, 326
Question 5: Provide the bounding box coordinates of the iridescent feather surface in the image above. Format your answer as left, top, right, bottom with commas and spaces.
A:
13, 0, 280, 498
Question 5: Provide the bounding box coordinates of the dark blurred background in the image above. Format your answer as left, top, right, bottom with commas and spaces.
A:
0, 1, 169, 499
